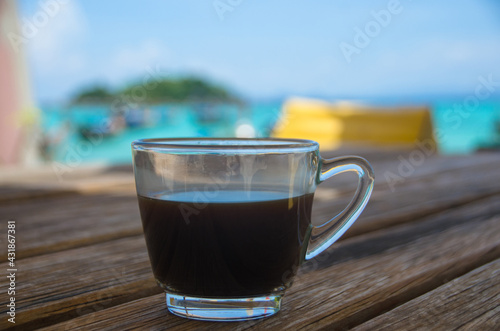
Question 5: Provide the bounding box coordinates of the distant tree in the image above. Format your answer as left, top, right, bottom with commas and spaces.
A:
73, 86, 114, 103
71, 77, 242, 104
120, 77, 240, 103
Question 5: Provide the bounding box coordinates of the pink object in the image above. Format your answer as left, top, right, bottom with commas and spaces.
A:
0, 0, 36, 166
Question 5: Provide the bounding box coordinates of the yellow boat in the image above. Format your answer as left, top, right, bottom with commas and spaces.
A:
272, 97, 437, 151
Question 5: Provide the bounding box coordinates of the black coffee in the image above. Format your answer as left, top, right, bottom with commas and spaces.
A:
138, 191, 314, 297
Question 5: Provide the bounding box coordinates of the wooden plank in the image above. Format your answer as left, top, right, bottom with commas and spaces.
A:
313, 151, 500, 198
354, 259, 500, 330
0, 236, 161, 330
0, 164, 135, 201
1, 152, 497, 204
2, 194, 497, 330
0, 192, 142, 261
0, 186, 78, 204
307, 152, 500, 210
0, 182, 134, 204
2, 154, 500, 262
319, 151, 500, 191
36, 196, 500, 330
307, 194, 500, 268
0, 152, 496, 204
313, 156, 500, 236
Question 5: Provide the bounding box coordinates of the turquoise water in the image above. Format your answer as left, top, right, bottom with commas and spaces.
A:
432, 102, 500, 154
40, 103, 283, 165
40, 101, 500, 165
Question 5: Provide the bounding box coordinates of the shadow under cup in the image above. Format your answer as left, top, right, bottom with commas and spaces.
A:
131, 138, 374, 321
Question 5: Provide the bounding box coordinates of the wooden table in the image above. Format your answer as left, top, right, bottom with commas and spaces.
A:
1, 150, 499, 330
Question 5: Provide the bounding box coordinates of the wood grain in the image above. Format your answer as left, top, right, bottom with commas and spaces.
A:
0, 164, 134, 199
3, 154, 500, 262
305, 194, 500, 269
0, 186, 79, 204
314, 157, 500, 237
354, 259, 500, 330
39, 201, 500, 330
1, 153, 499, 330
319, 150, 500, 192
0, 192, 142, 261
0, 236, 161, 330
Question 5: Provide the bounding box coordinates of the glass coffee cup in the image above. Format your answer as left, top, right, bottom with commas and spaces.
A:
132, 138, 374, 321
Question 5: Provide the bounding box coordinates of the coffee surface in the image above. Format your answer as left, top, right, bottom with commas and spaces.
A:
138, 191, 313, 297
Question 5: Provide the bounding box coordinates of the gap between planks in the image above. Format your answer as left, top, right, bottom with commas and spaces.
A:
353, 258, 500, 330
3, 155, 500, 263
2, 194, 497, 330
39, 212, 500, 331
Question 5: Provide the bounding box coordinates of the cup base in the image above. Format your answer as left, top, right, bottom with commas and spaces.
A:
166, 292, 282, 321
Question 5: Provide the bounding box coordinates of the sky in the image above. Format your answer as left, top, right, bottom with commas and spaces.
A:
15, 0, 500, 104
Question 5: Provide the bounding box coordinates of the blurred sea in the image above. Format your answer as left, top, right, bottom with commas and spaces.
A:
432, 102, 500, 154
39, 101, 500, 165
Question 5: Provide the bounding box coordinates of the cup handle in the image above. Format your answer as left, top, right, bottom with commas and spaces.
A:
305, 156, 375, 260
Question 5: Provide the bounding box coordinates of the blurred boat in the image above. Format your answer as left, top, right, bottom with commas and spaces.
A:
125, 108, 148, 128
193, 103, 223, 123
272, 97, 437, 150
78, 115, 125, 140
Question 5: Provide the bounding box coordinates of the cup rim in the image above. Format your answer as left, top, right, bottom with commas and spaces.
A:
131, 137, 319, 152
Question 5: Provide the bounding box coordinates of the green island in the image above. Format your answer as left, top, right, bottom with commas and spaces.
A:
72, 77, 242, 104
